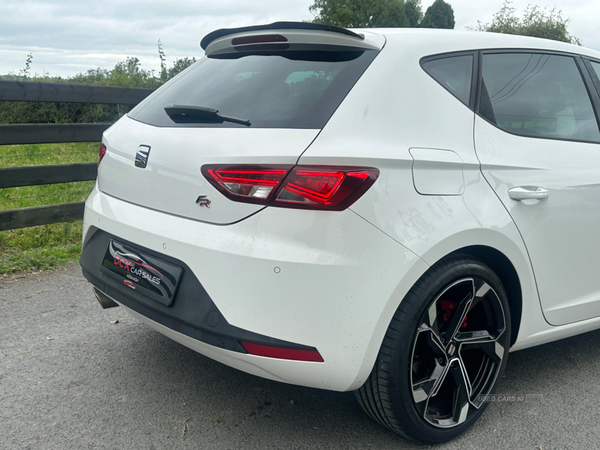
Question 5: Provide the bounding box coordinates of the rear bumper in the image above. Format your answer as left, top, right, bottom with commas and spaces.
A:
81, 185, 428, 391
81, 229, 322, 356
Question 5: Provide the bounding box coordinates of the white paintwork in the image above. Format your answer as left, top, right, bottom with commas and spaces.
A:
409, 148, 465, 195
299, 30, 542, 353
83, 27, 600, 391
100, 116, 319, 224
474, 116, 600, 326
83, 185, 427, 391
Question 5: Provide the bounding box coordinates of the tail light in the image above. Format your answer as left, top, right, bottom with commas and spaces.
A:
232, 34, 288, 46
98, 143, 107, 165
202, 165, 379, 211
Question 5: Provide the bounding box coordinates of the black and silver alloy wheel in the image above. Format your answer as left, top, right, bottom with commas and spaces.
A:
356, 255, 511, 445
411, 277, 507, 428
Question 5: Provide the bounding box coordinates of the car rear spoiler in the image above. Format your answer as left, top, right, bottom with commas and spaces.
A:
201, 21, 381, 56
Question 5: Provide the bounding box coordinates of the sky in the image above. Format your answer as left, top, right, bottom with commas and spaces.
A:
1, 0, 598, 78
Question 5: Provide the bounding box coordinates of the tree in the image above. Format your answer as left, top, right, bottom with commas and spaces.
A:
156, 40, 197, 80
0, 50, 203, 126
374, 1, 410, 27
475, 1, 581, 44
168, 57, 197, 79
109, 57, 161, 89
0, 56, 161, 126
420, 0, 455, 29
405, 0, 423, 27
20, 53, 33, 79
309, 0, 413, 28
157, 40, 168, 82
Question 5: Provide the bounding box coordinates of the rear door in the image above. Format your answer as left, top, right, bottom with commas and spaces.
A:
474, 50, 600, 326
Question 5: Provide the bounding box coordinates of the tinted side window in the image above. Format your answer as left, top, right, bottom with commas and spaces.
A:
588, 60, 600, 89
481, 53, 600, 142
590, 60, 600, 78
422, 55, 473, 105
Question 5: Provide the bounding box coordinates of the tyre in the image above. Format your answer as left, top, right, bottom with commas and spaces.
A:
356, 254, 511, 444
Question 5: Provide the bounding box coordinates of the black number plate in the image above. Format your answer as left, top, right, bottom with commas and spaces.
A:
101, 240, 182, 306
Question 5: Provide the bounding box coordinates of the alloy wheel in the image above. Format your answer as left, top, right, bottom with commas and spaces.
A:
410, 277, 507, 428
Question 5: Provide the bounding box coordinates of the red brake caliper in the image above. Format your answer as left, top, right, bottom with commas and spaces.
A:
438, 299, 468, 329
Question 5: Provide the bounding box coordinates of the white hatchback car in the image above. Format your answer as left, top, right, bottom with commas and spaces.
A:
80, 22, 600, 444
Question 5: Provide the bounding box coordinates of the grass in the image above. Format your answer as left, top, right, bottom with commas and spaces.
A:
0, 143, 98, 275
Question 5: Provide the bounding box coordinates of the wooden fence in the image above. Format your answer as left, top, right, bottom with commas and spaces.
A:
0, 80, 153, 231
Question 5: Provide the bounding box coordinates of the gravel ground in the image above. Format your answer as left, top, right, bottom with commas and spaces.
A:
2, 263, 600, 450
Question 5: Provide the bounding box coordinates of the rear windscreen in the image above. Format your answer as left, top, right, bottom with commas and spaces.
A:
128, 50, 378, 129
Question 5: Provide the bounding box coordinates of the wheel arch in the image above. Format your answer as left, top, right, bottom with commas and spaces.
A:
447, 245, 522, 347
353, 229, 535, 392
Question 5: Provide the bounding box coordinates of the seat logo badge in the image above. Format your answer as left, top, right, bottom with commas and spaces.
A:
196, 195, 211, 208
135, 145, 151, 168
448, 343, 456, 356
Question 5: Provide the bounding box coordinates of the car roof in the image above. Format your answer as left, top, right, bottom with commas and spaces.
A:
201, 22, 600, 61
358, 28, 600, 60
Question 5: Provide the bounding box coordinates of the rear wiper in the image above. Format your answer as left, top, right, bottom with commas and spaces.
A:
164, 104, 250, 126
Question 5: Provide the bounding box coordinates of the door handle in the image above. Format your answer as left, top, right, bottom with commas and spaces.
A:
508, 186, 549, 201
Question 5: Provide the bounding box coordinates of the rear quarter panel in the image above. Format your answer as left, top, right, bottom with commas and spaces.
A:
299, 31, 544, 353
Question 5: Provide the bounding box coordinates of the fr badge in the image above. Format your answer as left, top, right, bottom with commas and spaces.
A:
196, 195, 211, 208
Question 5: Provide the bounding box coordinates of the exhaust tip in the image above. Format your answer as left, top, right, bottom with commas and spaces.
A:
93, 287, 119, 309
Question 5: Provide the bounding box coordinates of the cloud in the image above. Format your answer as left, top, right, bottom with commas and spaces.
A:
0, 0, 315, 77
1, 0, 599, 78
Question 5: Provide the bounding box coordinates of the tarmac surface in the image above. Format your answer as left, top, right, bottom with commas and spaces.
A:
2, 263, 600, 449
